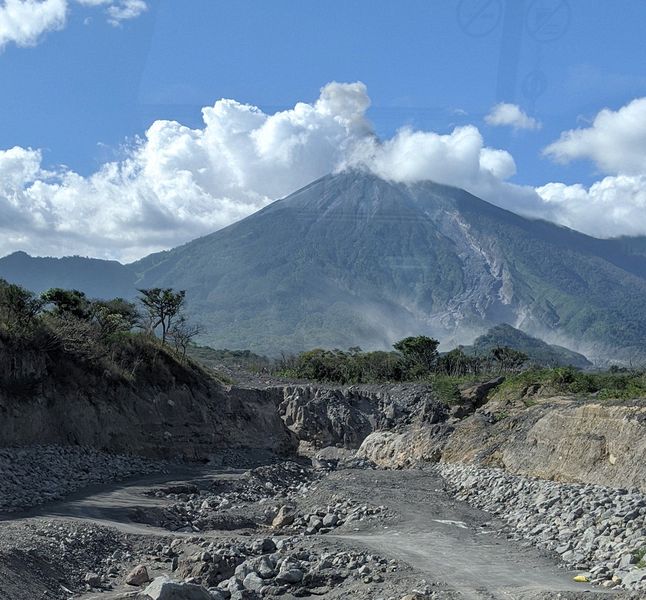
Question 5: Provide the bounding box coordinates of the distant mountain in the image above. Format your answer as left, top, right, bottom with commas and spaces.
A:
463, 324, 592, 369
4, 171, 646, 363
0, 251, 136, 299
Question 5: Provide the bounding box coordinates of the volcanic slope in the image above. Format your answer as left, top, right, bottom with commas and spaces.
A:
131, 171, 646, 361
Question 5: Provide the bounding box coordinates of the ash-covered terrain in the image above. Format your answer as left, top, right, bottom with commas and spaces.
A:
2, 361, 646, 600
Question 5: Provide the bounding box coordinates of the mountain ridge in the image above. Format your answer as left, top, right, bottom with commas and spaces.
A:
3, 171, 646, 363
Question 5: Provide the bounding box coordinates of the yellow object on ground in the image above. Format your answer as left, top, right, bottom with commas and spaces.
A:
573, 575, 590, 583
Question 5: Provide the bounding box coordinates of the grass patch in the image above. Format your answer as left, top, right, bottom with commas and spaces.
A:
633, 547, 646, 569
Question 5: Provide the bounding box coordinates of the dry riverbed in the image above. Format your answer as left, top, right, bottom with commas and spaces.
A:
1, 452, 641, 600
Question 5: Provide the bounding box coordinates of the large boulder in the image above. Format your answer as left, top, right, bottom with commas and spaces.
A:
140, 576, 212, 600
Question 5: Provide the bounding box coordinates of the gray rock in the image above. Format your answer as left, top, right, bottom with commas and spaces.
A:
125, 564, 150, 586
242, 572, 263, 592
275, 567, 304, 584
142, 576, 212, 600
622, 569, 646, 587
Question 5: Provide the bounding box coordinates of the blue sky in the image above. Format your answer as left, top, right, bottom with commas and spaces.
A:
2, 0, 646, 259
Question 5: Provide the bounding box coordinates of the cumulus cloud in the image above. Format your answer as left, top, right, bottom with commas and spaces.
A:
0, 0, 67, 49
536, 96, 646, 237
348, 125, 516, 185
0, 82, 526, 261
5, 84, 646, 261
536, 176, 646, 238
544, 97, 646, 174
485, 103, 542, 131
0, 0, 147, 49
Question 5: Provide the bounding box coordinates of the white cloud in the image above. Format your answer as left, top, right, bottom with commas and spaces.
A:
5, 85, 646, 262
0, 82, 522, 261
534, 96, 646, 238
544, 97, 646, 175
485, 103, 542, 131
76, 0, 147, 25
536, 176, 646, 238
347, 125, 516, 186
0, 0, 67, 49
0, 0, 147, 50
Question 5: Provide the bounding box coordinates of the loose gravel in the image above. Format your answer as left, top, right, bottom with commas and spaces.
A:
0, 445, 170, 512
439, 463, 646, 591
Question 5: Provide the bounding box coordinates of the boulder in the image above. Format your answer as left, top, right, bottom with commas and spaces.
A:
271, 505, 295, 528
141, 576, 212, 600
125, 564, 150, 586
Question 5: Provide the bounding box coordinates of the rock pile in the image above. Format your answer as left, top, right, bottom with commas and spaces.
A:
145, 462, 387, 536
275, 498, 387, 535
18, 520, 131, 592
0, 445, 168, 511
145, 462, 315, 532
439, 464, 646, 591
175, 536, 397, 598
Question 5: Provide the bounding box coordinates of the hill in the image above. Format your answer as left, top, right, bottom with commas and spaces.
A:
463, 324, 592, 368
0, 251, 136, 298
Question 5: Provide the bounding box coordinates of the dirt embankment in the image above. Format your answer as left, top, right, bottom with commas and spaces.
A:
0, 337, 295, 460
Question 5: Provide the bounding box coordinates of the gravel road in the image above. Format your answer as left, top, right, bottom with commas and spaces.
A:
0, 463, 628, 599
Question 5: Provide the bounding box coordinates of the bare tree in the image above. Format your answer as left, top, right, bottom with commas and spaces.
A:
168, 315, 202, 358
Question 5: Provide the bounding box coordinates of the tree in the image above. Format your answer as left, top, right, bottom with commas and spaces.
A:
41, 288, 90, 319
490, 346, 528, 373
0, 279, 44, 330
138, 288, 186, 344
168, 315, 201, 357
437, 348, 481, 376
91, 298, 139, 338
393, 335, 440, 376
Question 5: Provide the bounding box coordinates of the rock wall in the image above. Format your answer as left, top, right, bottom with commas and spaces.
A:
358, 399, 646, 491
0, 337, 296, 459
277, 384, 446, 451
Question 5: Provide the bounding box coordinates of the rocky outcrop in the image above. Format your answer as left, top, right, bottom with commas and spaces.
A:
358, 398, 646, 492
277, 384, 446, 451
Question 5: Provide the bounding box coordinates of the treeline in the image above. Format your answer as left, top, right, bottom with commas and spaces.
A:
276, 336, 530, 384
0, 279, 200, 369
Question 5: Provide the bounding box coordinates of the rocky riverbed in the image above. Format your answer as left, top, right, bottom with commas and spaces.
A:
0, 445, 170, 512
439, 463, 646, 591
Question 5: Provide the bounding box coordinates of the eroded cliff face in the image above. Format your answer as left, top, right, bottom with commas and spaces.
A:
0, 338, 296, 459
277, 384, 446, 452
3, 334, 645, 493
357, 398, 646, 491
493, 402, 646, 489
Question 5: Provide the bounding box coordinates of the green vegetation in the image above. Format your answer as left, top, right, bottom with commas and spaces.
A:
492, 367, 646, 402
275, 334, 646, 403
0, 279, 202, 380
275, 336, 529, 385
633, 547, 646, 569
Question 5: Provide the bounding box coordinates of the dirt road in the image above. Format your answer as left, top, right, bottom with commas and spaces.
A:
320, 470, 609, 599
0, 466, 618, 599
